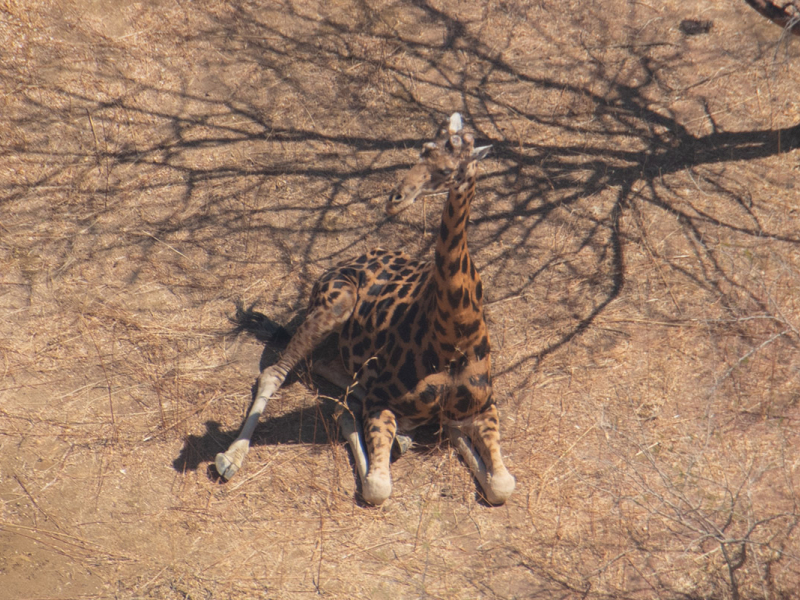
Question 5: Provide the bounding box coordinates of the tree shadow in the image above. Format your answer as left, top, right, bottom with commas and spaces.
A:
5, 2, 796, 336
5, 0, 796, 462
5, 0, 800, 595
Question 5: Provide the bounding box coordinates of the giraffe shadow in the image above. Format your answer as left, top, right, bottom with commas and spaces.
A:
173, 399, 463, 509
172, 407, 340, 480
173, 301, 337, 477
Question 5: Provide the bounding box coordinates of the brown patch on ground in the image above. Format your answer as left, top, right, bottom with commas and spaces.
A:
1, 0, 799, 598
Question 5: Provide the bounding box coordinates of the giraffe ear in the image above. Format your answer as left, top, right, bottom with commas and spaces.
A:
471, 145, 492, 161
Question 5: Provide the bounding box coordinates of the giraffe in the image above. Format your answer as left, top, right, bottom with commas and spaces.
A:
215, 113, 515, 505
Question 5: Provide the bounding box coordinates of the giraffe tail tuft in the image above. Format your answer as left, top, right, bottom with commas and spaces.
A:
229, 299, 292, 346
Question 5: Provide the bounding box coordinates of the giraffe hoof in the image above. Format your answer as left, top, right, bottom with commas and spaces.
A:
215, 452, 240, 481
392, 434, 413, 459
362, 474, 392, 506
484, 471, 515, 505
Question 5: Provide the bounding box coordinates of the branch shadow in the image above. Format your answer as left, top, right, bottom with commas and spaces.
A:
3, 3, 800, 591
5, 0, 797, 457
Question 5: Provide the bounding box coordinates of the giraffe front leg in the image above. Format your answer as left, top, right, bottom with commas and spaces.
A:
361, 408, 397, 505
449, 405, 515, 505
216, 305, 354, 480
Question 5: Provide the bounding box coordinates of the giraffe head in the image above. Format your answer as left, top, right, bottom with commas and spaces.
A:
386, 113, 491, 216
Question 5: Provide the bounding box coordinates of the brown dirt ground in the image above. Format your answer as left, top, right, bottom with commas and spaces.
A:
1, 0, 799, 598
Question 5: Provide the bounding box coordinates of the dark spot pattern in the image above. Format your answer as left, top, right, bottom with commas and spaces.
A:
419, 384, 441, 405
433, 319, 447, 336
448, 287, 463, 309
454, 385, 475, 414
448, 230, 464, 252
397, 350, 419, 392
454, 319, 481, 339
473, 335, 490, 361
421, 343, 439, 373
469, 373, 490, 388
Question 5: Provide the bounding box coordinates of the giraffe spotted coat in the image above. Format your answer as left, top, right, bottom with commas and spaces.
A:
215, 114, 515, 506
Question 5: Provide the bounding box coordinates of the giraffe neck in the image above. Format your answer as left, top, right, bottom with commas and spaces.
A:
429, 162, 488, 356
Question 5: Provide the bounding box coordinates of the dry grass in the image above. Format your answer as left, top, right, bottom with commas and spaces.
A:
1, 0, 799, 598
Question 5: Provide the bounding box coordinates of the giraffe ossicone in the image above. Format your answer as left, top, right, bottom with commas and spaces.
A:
215, 113, 515, 506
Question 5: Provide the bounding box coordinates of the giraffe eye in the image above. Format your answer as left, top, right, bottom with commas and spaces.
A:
438, 167, 454, 178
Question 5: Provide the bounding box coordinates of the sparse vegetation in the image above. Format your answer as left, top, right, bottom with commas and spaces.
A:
1, 1, 798, 598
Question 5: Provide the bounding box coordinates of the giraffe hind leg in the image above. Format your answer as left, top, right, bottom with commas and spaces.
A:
216, 285, 357, 480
